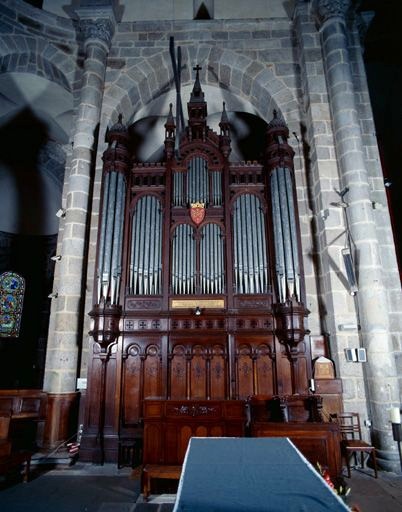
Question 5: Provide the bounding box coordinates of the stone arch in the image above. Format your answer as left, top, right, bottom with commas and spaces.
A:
0, 51, 73, 93
102, 45, 300, 132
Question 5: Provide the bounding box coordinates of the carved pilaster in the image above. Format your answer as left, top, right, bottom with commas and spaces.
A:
312, 0, 351, 27
79, 18, 115, 49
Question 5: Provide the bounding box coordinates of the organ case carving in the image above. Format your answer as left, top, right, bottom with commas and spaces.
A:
81, 70, 316, 464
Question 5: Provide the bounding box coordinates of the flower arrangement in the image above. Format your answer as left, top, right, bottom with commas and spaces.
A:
316, 463, 351, 500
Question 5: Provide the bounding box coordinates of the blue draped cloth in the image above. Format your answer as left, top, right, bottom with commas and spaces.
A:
173, 437, 348, 512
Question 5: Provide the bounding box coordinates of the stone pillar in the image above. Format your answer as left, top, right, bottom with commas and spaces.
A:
313, 0, 400, 470
43, 5, 116, 448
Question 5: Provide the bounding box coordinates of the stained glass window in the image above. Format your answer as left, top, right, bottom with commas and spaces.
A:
0, 272, 25, 338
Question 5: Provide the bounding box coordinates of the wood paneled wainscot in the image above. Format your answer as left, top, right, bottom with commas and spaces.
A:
143, 399, 246, 465
251, 421, 342, 480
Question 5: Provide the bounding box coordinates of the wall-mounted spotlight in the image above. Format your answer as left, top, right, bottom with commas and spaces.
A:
330, 201, 348, 209
51, 255, 62, 261
48, 292, 58, 299
195, 306, 202, 316
56, 208, 66, 218
319, 209, 329, 221
384, 178, 392, 188
338, 323, 359, 331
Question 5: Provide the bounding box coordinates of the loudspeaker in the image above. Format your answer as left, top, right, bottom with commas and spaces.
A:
345, 348, 357, 362
344, 348, 367, 363
357, 348, 367, 362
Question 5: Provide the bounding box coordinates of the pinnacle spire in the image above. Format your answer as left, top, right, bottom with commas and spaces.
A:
190, 64, 204, 103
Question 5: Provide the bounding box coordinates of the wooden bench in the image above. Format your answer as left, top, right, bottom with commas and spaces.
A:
142, 464, 182, 500
0, 414, 31, 482
0, 451, 31, 482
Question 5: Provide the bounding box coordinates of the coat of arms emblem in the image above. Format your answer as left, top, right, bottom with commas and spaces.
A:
190, 202, 206, 225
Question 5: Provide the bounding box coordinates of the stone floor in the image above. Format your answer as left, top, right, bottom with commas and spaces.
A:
0, 459, 402, 511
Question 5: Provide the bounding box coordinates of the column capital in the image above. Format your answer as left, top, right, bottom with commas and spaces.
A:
312, 0, 351, 27
75, 4, 117, 50
79, 18, 115, 49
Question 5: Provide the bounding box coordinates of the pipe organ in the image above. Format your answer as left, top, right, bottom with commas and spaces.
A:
81, 70, 312, 463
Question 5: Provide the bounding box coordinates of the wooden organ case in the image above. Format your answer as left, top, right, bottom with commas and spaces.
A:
80, 70, 337, 473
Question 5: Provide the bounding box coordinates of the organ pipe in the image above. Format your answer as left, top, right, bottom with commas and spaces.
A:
200, 224, 225, 294
270, 167, 300, 302
171, 224, 196, 295
187, 157, 208, 204
97, 170, 126, 305
233, 194, 269, 294
130, 196, 163, 295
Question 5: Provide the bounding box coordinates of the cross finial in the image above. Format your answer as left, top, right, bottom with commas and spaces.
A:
193, 64, 202, 73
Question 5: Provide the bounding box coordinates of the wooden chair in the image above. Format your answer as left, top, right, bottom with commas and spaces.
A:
332, 412, 378, 478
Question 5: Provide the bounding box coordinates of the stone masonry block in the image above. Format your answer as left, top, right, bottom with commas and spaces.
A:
67, 257, 84, 277
70, 190, 89, 210
63, 238, 85, 257
54, 309, 79, 333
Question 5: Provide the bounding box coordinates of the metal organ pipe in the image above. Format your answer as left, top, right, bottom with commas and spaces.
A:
246, 194, 255, 294
111, 173, 125, 304
278, 169, 294, 285
137, 196, 145, 295
180, 225, 185, 294
173, 172, 183, 206
183, 224, 188, 294
97, 170, 126, 305
285, 167, 300, 299
187, 157, 208, 204
97, 172, 110, 303
200, 223, 224, 294
271, 172, 286, 301
270, 168, 300, 302
130, 196, 162, 295
148, 195, 156, 295
212, 171, 222, 206
144, 196, 152, 295
242, 194, 250, 293
233, 194, 268, 294
171, 224, 196, 295
102, 171, 117, 299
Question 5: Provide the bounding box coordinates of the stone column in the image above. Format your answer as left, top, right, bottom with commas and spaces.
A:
313, 0, 400, 470
43, 5, 116, 447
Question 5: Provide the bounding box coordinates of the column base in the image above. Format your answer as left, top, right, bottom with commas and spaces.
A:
376, 448, 402, 474
43, 392, 80, 449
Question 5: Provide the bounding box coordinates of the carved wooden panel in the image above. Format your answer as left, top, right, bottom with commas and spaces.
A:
234, 336, 275, 399
169, 338, 228, 400
236, 344, 254, 398
190, 345, 207, 399
143, 399, 246, 465
276, 346, 293, 396
122, 338, 162, 426
169, 344, 187, 399
210, 344, 227, 399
